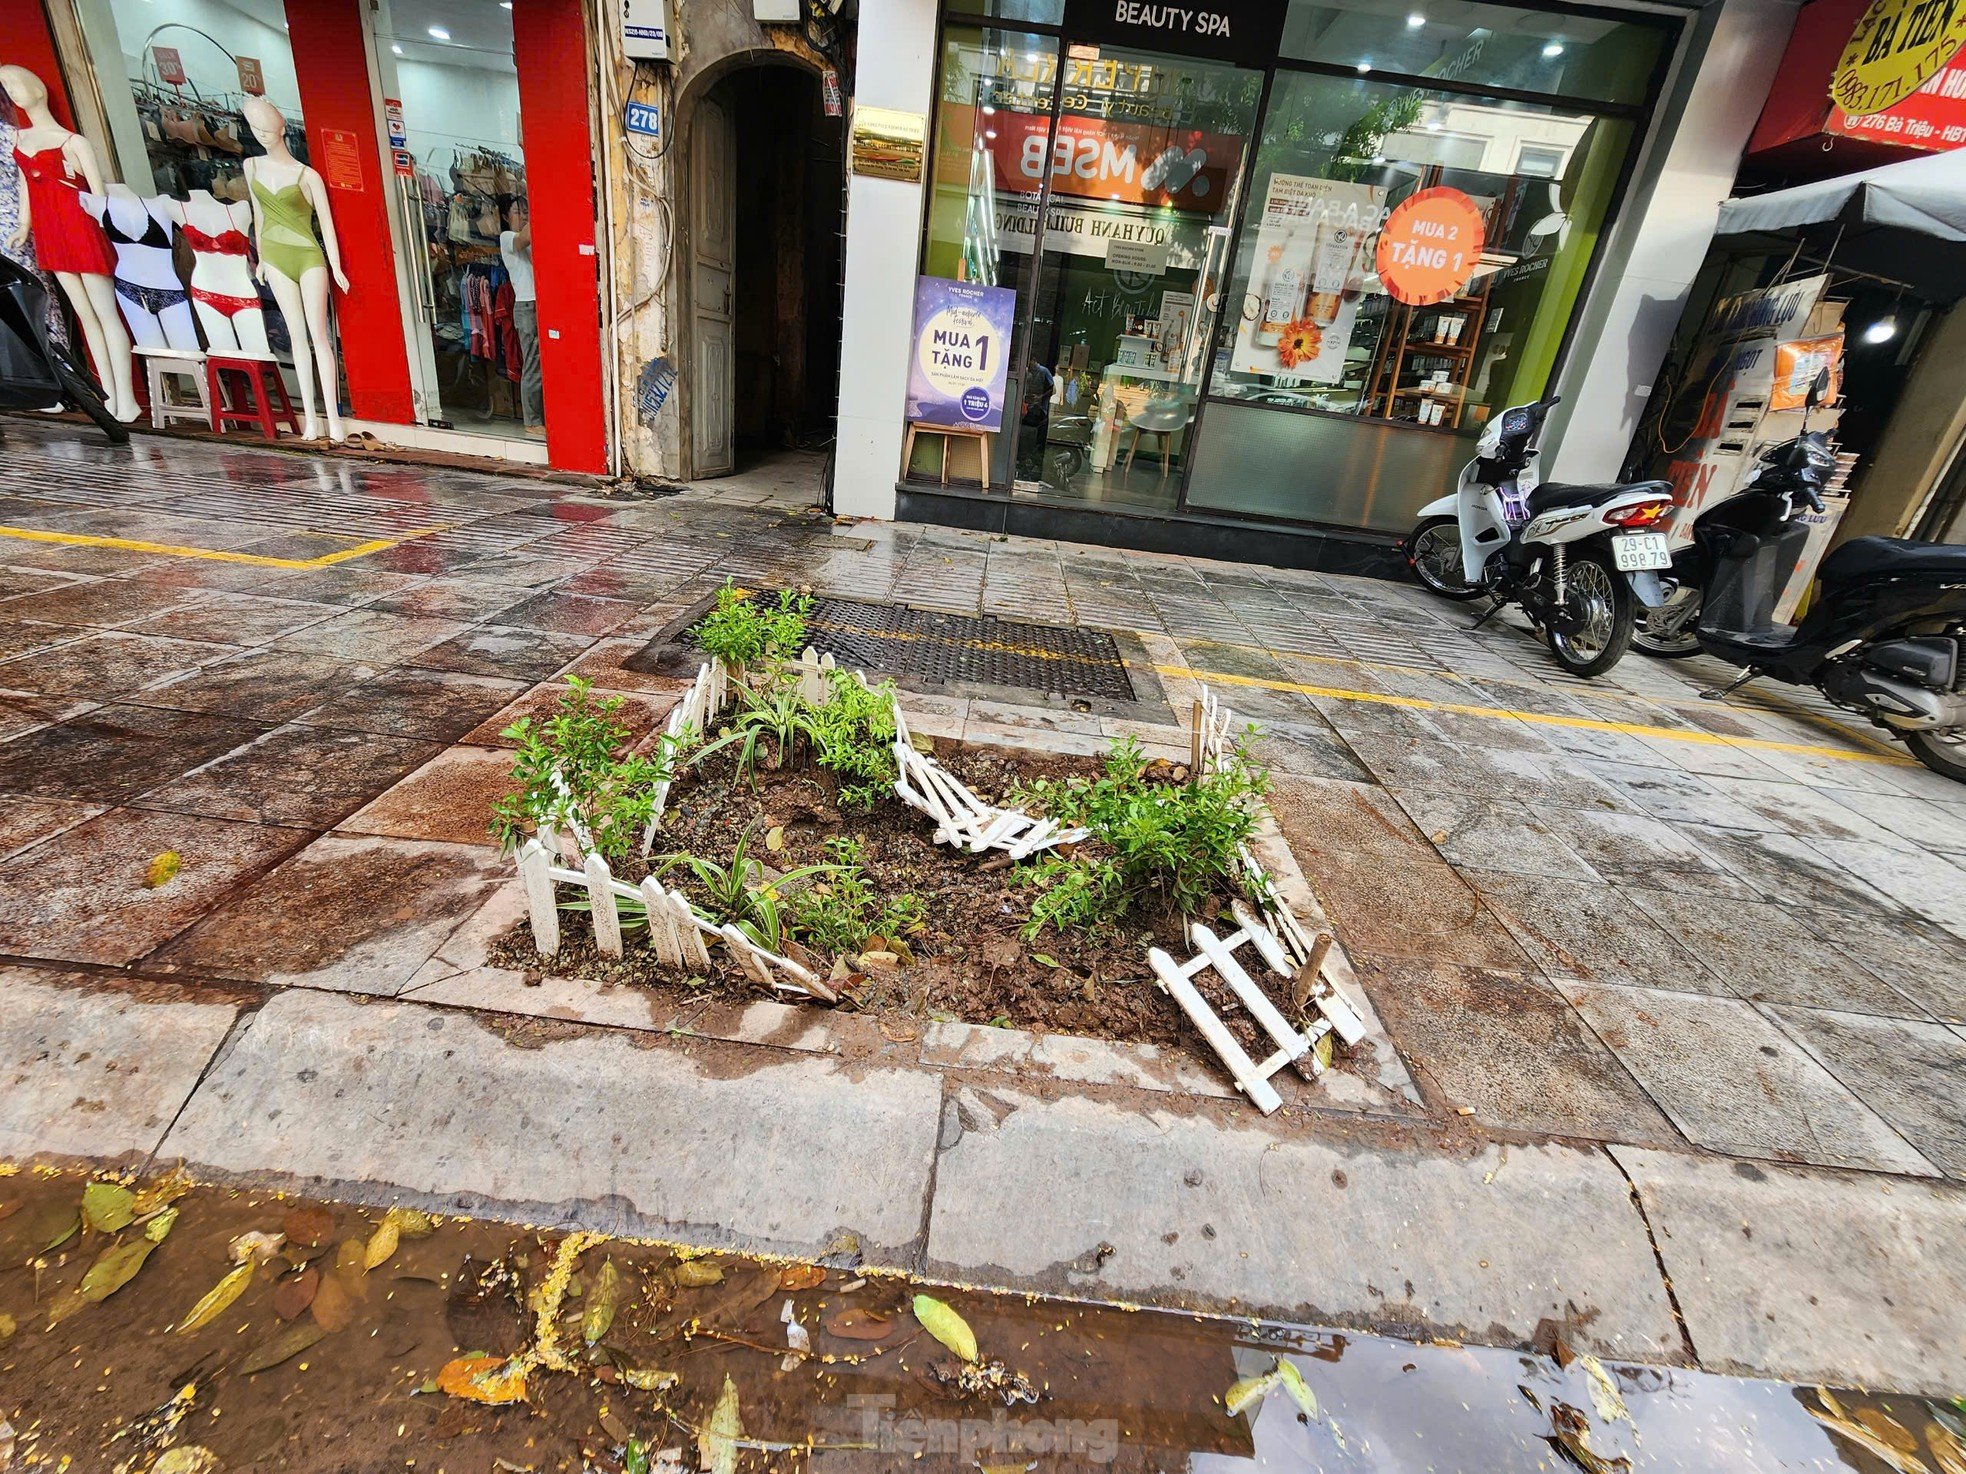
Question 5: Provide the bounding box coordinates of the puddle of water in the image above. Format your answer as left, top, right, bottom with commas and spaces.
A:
0, 1163, 1959, 1472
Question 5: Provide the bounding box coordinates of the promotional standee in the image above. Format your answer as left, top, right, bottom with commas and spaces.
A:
2, 65, 140, 422
906, 276, 1015, 432
241, 96, 349, 443
164, 189, 272, 357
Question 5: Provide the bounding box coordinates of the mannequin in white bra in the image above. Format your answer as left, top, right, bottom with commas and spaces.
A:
1, 64, 140, 422
80, 184, 200, 355
242, 97, 349, 441
158, 190, 272, 356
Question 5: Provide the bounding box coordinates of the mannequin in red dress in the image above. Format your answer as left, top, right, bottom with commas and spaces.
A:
2, 65, 139, 423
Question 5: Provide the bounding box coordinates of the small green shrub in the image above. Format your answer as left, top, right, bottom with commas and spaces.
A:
1015, 734, 1269, 937
692, 581, 812, 670
808, 669, 899, 810
784, 835, 925, 955
492, 678, 673, 861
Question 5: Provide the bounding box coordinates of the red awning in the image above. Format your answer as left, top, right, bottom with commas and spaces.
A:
1748, 0, 1966, 177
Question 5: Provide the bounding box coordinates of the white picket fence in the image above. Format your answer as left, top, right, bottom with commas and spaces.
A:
517, 823, 835, 1002
889, 699, 1087, 858
516, 648, 925, 1005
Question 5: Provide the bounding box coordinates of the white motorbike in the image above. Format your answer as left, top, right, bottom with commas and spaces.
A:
1403, 396, 1678, 677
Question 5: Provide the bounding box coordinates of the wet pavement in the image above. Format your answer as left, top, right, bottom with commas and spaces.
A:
3, 1161, 1963, 1473
0, 416, 1964, 1393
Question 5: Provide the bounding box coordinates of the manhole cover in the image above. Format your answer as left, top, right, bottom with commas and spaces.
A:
793, 595, 1136, 702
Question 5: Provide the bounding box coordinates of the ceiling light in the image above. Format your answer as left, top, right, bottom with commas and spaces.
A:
428, 25, 450, 39
1863, 314, 1898, 344
391, 41, 403, 52
1356, 60, 1372, 72
1542, 41, 1564, 57
1406, 10, 1424, 24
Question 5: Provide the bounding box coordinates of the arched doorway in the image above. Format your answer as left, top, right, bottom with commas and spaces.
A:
685, 59, 843, 482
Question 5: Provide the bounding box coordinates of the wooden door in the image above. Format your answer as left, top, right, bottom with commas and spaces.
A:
690, 94, 736, 477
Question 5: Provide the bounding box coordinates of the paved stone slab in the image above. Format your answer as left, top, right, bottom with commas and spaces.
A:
1561, 983, 1936, 1175
919, 1018, 1236, 1100
153, 835, 505, 993
924, 1087, 1682, 1361
1462, 869, 1707, 990
1613, 1147, 1966, 1394
1358, 959, 1680, 1145
0, 969, 237, 1162
0, 808, 312, 966
338, 743, 512, 847
1617, 887, 1919, 1016
1765, 1005, 1966, 1180
160, 989, 942, 1263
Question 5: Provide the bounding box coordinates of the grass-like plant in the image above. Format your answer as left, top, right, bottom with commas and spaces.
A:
657, 825, 839, 953
492, 678, 673, 862
1014, 735, 1269, 938
692, 580, 812, 673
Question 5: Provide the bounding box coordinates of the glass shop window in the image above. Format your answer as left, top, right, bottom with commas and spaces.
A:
1210, 70, 1632, 436
85, 0, 309, 200
1281, 0, 1668, 106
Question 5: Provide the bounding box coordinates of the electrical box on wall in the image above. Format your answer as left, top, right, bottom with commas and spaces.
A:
622, 0, 672, 59
753, 0, 800, 20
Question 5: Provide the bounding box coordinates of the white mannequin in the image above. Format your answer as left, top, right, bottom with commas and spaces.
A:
159, 189, 271, 356
80, 184, 200, 354
240, 97, 349, 440
2, 65, 140, 421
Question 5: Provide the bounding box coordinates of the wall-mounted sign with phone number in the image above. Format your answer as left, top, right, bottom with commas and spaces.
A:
906, 277, 1016, 432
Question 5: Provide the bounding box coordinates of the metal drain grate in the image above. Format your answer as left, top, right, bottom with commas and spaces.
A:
790, 594, 1136, 702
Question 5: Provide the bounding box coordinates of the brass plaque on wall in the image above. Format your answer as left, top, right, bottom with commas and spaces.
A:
850, 104, 926, 182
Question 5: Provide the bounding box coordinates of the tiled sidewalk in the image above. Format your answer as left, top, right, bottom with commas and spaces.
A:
0, 416, 1962, 1184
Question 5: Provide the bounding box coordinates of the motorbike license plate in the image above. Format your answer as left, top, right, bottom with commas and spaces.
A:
1612, 532, 1672, 572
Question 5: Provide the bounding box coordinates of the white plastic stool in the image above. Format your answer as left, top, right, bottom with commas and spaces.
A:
139, 349, 213, 431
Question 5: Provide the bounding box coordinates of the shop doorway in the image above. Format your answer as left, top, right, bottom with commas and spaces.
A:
686, 62, 843, 481
368, 0, 535, 444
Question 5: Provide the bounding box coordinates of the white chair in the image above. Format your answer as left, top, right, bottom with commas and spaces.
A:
1121, 395, 1194, 478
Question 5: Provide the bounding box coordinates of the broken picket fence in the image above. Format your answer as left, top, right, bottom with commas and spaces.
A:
1153, 689, 1368, 1114
889, 697, 1088, 858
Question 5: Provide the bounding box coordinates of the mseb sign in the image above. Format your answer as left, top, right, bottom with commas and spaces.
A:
1062, 0, 1287, 67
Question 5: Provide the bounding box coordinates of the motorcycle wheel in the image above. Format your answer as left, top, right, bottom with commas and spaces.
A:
1047, 444, 1087, 488
1905, 728, 1966, 783
53, 349, 130, 446
1632, 590, 1704, 659
1544, 548, 1632, 678
1405, 516, 1485, 601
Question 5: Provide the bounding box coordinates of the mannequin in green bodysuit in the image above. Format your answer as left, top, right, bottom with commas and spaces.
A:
241, 96, 350, 442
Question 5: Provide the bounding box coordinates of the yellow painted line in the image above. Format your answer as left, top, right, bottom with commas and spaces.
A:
0, 522, 447, 570
1154, 663, 1917, 767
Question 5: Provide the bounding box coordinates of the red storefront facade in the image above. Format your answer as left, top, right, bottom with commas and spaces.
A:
2, 0, 609, 474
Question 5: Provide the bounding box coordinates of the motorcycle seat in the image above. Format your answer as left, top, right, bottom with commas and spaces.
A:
1819, 535, 1966, 584
1525, 479, 1672, 517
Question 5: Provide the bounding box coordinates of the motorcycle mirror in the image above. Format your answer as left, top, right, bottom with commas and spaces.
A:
1805, 367, 1831, 409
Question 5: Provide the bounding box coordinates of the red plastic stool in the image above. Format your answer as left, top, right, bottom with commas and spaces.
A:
206, 355, 300, 440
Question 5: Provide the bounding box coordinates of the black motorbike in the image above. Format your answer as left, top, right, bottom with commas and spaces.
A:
1663, 373, 1966, 782
0, 254, 128, 446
